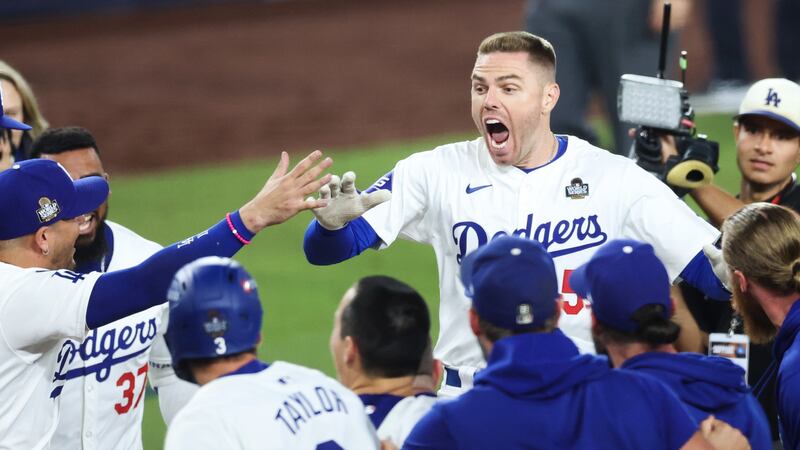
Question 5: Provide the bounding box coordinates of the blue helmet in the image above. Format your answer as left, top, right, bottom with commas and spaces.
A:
164, 256, 263, 383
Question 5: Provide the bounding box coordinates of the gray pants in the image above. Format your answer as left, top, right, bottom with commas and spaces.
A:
525, 0, 667, 154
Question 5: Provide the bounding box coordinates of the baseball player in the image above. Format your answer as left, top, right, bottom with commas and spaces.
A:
330, 275, 438, 447
402, 236, 722, 450
163, 257, 379, 449
32, 127, 197, 450
720, 203, 800, 449
304, 31, 726, 395
0, 150, 331, 448
573, 239, 771, 450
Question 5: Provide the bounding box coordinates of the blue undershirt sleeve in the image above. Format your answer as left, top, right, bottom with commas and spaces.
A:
402, 407, 458, 450
303, 217, 380, 265
85, 211, 252, 329
679, 250, 731, 301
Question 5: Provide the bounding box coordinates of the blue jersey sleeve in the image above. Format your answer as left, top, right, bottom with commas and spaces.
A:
778, 371, 800, 449
680, 250, 730, 301
303, 217, 380, 265
402, 406, 458, 450
86, 211, 251, 329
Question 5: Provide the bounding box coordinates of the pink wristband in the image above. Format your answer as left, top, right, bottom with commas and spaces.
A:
226, 213, 252, 245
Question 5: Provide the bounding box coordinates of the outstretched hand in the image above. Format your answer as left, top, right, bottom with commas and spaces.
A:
239, 150, 333, 233
703, 244, 732, 293
307, 171, 391, 230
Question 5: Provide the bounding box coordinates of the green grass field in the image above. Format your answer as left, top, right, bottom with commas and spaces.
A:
113, 116, 741, 448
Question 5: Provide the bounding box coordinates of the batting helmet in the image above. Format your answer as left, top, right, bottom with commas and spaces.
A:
164, 256, 263, 383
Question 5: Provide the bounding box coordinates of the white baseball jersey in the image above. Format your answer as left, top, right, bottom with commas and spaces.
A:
165, 360, 380, 450
0, 262, 101, 449
51, 221, 196, 450
372, 395, 437, 447
363, 135, 719, 370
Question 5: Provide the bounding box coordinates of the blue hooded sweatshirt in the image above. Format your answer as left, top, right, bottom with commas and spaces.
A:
622, 352, 771, 450
403, 330, 698, 450
775, 300, 800, 449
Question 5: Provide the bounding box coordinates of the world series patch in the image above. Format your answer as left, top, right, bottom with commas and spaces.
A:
565, 178, 589, 199
36, 197, 60, 222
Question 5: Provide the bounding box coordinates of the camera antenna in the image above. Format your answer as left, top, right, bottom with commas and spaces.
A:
680, 50, 688, 84
657, 1, 672, 79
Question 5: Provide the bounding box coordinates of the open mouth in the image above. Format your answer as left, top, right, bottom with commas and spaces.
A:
78, 213, 95, 235
485, 119, 510, 149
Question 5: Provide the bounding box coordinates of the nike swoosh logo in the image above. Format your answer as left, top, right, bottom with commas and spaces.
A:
466, 183, 492, 194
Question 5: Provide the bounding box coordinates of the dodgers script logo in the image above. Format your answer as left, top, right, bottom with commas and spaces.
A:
52, 318, 159, 394
452, 213, 607, 263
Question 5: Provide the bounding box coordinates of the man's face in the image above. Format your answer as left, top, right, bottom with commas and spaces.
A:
470, 52, 551, 167
0, 79, 24, 148
329, 285, 357, 387
46, 218, 80, 270
735, 116, 800, 188
731, 275, 777, 344
42, 148, 108, 247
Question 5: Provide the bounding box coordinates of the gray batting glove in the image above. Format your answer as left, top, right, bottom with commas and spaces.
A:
703, 243, 732, 293
307, 171, 391, 230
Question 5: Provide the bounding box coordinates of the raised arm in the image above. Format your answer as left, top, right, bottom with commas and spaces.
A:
689, 185, 746, 229
87, 150, 332, 329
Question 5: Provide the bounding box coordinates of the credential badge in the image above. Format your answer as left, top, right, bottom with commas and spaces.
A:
565, 177, 589, 199
516, 304, 533, 325
36, 197, 60, 222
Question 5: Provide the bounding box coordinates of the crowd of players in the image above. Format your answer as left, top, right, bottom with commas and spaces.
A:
0, 28, 799, 450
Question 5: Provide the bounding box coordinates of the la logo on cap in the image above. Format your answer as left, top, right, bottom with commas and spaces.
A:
516, 303, 533, 325
765, 88, 781, 107
36, 197, 60, 223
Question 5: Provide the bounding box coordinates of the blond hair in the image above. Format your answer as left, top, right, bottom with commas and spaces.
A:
0, 60, 49, 141
477, 31, 556, 78
722, 203, 800, 295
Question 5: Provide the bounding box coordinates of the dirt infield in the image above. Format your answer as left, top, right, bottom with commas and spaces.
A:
0, 0, 525, 173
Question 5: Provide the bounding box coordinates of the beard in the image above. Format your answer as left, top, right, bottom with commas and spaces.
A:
74, 220, 108, 270
731, 279, 777, 344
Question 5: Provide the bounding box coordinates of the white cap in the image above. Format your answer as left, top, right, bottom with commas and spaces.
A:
736, 78, 800, 133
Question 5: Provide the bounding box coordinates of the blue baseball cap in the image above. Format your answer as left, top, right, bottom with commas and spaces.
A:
570, 239, 671, 333
0, 84, 31, 131
460, 235, 559, 330
0, 159, 109, 240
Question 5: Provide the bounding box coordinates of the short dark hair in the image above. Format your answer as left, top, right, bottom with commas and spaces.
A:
30, 126, 100, 158
595, 304, 681, 347
340, 275, 430, 378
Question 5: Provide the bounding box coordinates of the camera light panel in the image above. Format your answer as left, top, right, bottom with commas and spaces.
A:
618, 74, 684, 131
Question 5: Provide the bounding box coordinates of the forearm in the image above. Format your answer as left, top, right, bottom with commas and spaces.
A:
303, 217, 380, 265
86, 211, 254, 329
679, 250, 730, 302
690, 185, 745, 229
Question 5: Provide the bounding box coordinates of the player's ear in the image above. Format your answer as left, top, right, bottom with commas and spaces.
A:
553, 295, 563, 325
733, 270, 748, 293
33, 226, 49, 256
541, 81, 560, 115
343, 336, 358, 367
468, 307, 481, 337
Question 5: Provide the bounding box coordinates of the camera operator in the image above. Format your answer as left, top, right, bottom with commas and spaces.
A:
665, 78, 800, 225
663, 77, 800, 447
